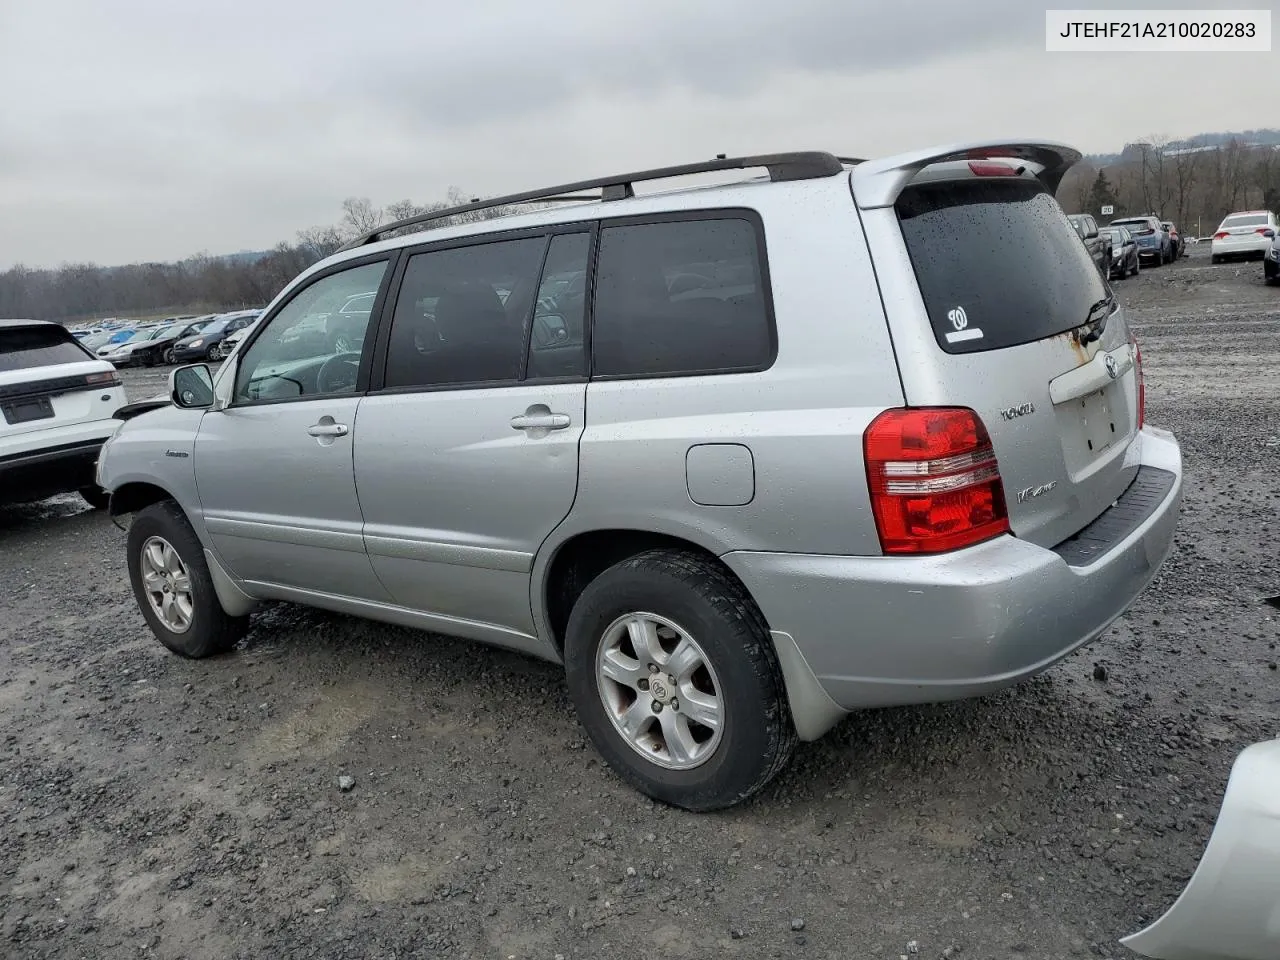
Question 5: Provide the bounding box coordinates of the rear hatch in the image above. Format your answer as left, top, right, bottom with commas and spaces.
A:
862, 157, 1142, 549
0, 324, 123, 438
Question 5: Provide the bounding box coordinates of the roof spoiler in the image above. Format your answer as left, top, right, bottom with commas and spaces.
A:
851, 140, 1082, 209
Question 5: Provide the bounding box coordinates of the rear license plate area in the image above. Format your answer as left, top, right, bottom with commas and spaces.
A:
2, 396, 55, 425
1076, 388, 1118, 457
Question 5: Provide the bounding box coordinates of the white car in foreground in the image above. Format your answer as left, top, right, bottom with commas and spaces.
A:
1210, 210, 1279, 264
0, 319, 127, 508
1123, 739, 1280, 960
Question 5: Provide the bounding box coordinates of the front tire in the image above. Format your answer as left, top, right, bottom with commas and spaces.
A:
564, 549, 797, 812
207, 343, 222, 361
127, 501, 248, 658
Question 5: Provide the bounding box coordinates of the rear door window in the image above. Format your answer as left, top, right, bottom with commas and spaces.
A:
896, 178, 1108, 354
383, 237, 547, 389
0, 326, 92, 372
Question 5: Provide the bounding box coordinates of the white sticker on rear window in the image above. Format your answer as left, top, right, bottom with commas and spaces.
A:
944, 306, 984, 342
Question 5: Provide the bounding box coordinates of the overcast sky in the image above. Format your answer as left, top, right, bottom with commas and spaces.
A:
0, 0, 1271, 269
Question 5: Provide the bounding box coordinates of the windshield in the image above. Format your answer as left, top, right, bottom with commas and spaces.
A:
897, 177, 1108, 355
197, 317, 230, 335
1102, 229, 1127, 243
147, 325, 174, 340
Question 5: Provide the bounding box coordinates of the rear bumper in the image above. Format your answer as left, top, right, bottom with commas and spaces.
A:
0, 418, 121, 504
0, 439, 108, 504
1213, 237, 1271, 258
724, 426, 1182, 712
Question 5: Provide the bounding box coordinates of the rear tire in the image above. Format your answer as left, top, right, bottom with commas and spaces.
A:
1212, 254, 1223, 265
79, 485, 110, 510
162, 348, 176, 365
563, 549, 797, 812
1130, 256, 1139, 277
127, 501, 248, 658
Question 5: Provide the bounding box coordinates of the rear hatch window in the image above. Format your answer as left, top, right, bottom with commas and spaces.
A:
896, 178, 1109, 355
0, 326, 91, 372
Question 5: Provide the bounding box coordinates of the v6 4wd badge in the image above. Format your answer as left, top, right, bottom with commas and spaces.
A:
1016, 481, 1058, 504
1000, 402, 1036, 421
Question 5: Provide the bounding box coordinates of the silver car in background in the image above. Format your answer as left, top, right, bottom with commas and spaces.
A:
96, 141, 1182, 811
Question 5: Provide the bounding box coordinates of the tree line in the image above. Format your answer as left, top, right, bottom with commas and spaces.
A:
1057, 137, 1280, 236
0, 188, 523, 325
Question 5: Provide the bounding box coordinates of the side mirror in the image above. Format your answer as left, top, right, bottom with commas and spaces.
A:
1264, 229, 1276, 239
170, 364, 215, 408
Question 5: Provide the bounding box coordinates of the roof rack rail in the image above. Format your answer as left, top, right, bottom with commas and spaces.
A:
336, 151, 846, 252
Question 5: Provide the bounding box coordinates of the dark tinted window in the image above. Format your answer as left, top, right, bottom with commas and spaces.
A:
0, 326, 91, 372
385, 237, 545, 389
592, 218, 772, 377
897, 179, 1108, 355
527, 233, 590, 380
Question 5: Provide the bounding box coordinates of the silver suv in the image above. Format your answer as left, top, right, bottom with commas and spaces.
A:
97, 142, 1183, 811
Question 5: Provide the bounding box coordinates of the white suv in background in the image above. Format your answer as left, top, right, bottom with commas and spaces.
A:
1211, 210, 1279, 264
0, 320, 127, 508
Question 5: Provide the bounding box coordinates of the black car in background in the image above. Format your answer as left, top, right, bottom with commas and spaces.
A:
1266, 229, 1279, 285
1068, 213, 1113, 277
171, 310, 262, 363
1102, 226, 1140, 279
130, 316, 216, 366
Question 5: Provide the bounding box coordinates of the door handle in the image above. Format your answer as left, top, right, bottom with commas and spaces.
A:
510, 413, 570, 431
307, 422, 349, 438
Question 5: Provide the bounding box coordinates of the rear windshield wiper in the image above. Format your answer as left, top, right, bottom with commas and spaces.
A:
1078, 295, 1114, 345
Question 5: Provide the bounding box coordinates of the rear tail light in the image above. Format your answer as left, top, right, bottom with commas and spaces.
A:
1256, 228, 1273, 235
1214, 231, 1230, 239
85, 371, 120, 386
864, 408, 1010, 555
1131, 335, 1145, 429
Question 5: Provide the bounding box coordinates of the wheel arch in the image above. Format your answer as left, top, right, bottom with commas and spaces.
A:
537, 528, 732, 659
109, 480, 180, 518
534, 526, 847, 743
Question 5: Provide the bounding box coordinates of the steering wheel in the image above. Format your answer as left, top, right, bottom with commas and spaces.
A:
316, 352, 361, 395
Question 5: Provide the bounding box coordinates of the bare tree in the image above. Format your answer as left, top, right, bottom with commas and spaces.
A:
340, 196, 382, 237
1134, 136, 1173, 217
383, 199, 424, 223
1169, 149, 1198, 233
296, 225, 345, 260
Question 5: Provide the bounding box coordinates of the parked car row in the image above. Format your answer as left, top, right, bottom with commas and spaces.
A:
1067, 213, 1189, 279
90, 310, 262, 368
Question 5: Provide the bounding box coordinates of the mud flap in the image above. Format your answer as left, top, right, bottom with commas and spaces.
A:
1121, 739, 1280, 960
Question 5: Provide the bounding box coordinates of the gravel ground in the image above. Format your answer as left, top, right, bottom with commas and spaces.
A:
2, 247, 1278, 960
